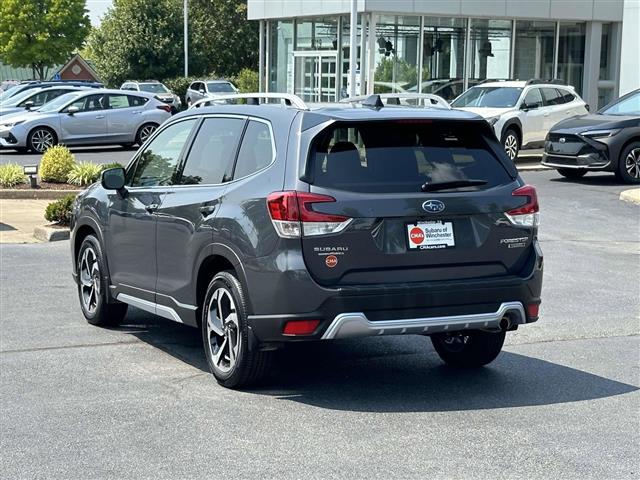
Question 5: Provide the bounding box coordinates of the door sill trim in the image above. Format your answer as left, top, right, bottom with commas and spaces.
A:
116, 293, 184, 323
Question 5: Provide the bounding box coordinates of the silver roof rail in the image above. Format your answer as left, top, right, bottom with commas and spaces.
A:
189, 93, 309, 110
340, 93, 451, 109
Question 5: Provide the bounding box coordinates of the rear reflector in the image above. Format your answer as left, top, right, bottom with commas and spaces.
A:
505, 185, 539, 227
156, 104, 172, 113
283, 319, 320, 336
527, 303, 540, 318
267, 191, 352, 238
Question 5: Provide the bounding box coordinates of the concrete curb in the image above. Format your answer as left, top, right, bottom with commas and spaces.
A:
619, 188, 640, 205
33, 225, 70, 242
0, 189, 81, 200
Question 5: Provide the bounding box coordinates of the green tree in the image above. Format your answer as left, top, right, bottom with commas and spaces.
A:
88, 0, 184, 86
0, 0, 91, 80
188, 0, 258, 77
88, 0, 258, 86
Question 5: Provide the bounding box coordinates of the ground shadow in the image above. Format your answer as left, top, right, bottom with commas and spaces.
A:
0, 145, 138, 156
120, 307, 638, 413
0, 222, 17, 232
548, 173, 624, 187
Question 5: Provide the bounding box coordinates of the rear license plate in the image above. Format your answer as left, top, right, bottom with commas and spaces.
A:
407, 221, 455, 250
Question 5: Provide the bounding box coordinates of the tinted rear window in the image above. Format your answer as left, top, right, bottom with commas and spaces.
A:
309, 121, 511, 193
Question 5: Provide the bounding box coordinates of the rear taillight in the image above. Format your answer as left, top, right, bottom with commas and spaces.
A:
266, 191, 352, 238
505, 185, 539, 227
156, 104, 171, 113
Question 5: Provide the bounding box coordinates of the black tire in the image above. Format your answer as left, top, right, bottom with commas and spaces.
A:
77, 235, 128, 327
201, 271, 271, 388
431, 330, 506, 368
501, 128, 520, 161
13, 147, 29, 154
615, 142, 640, 184
135, 123, 158, 146
27, 127, 57, 153
557, 168, 588, 179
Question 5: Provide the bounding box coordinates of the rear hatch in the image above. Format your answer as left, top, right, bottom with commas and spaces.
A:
299, 119, 538, 286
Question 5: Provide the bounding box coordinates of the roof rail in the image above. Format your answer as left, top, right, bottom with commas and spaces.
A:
525, 78, 567, 86
477, 78, 520, 84
189, 92, 309, 110
340, 93, 451, 109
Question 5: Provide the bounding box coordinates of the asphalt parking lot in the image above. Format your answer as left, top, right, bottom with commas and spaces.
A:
1, 170, 638, 479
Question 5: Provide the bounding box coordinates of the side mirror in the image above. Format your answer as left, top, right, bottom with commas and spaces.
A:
199, 89, 205, 95
24, 101, 34, 110
67, 106, 80, 115
101, 167, 126, 193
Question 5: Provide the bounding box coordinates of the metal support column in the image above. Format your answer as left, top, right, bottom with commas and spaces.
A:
583, 21, 602, 110
259, 20, 265, 93
348, 0, 358, 97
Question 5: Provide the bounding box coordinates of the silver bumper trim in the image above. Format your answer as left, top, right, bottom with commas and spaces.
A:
321, 301, 526, 340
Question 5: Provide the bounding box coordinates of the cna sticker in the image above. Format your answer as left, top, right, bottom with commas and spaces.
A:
409, 227, 425, 245
325, 255, 338, 268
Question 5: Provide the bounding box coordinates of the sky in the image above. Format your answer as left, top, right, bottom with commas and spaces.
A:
86, 0, 112, 25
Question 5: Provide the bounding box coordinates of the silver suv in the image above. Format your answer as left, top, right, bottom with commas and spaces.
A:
185, 80, 238, 107
120, 80, 182, 113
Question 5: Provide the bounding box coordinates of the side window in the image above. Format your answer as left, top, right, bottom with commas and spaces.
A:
559, 89, 575, 103
234, 120, 275, 179
108, 94, 130, 109
65, 94, 106, 112
523, 88, 543, 109
45, 89, 66, 103
179, 117, 245, 185
19, 91, 48, 107
541, 88, 562, 106
128, 95, 148, 107
128, 119, 197, 187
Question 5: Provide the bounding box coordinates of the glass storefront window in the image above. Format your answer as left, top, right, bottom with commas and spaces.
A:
513, 21, 555, 81
268, 20, 293, 93
469, 19, 512, 83
557, 22, 585, 94
295, 17, 338, 51
421, 17, 466, 100
373, 15, 420, 93
599, 23, 612, 80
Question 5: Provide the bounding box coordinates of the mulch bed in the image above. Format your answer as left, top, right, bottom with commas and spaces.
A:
3, 182, 81, 190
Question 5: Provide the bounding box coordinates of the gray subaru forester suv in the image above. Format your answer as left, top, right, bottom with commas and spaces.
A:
70, 93, 543, 388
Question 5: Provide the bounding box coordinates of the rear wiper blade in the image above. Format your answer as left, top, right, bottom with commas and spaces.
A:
421, 179, 487, 192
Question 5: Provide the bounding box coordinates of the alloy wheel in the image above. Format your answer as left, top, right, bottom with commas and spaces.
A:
79, 247, 100, 315
139, 125, 157, 144
30, 129, 55, 153
206, 288, 240, 373
504, 134, 518, 160
625, 148, 640, 179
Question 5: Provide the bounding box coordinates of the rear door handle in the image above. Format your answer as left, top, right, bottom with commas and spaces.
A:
145, 203, 159, 213
199, 205, 217, 216
95, 115, 105, 119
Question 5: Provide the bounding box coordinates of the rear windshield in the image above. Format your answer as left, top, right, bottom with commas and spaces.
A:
308, 121, 511, 193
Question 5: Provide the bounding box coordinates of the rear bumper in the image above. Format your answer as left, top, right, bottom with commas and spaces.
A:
247, 243, 543, 344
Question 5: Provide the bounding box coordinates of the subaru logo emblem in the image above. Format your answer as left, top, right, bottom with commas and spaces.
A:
559, 137, 566, 143
422, 200, 445, 213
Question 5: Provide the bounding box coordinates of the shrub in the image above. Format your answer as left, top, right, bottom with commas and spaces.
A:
40, 145, 76, 183
67, 161, 103, 186
44, 194, 76, 225
0, 163, 26, 188
231, 68, 258, 93
101, 162, 125, 170
163, 76, 197, 104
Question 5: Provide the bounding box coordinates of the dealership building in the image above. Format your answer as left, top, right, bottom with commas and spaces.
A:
249, 0, 640, 109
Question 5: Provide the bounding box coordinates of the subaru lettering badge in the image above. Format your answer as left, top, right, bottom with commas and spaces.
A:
422, 199, 445, 213
559, 137, 566, 143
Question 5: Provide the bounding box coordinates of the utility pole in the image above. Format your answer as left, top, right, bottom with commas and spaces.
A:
348, 0, 357, 97
184, 0, 189, 77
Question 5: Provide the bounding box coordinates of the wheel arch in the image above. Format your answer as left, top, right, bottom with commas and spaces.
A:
501, 119, 522, 146
72, 217, 110, 283
195, 245, 250, 327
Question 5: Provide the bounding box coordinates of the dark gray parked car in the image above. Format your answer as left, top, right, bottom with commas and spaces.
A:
70, 93, 543, 388
543, 88, 640, 183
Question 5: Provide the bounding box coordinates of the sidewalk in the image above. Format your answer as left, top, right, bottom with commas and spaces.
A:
620, 188, 640, 205
0, 200, 50, 243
